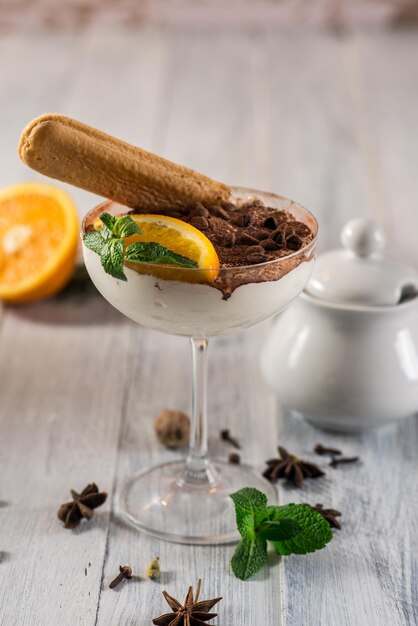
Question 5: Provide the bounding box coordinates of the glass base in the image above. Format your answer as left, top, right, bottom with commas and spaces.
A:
119, 459, 277, 545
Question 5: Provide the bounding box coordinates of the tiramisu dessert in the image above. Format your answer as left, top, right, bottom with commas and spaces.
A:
18, 114, 318, 544
18, 115, 317, 337
82, 195, 315, 337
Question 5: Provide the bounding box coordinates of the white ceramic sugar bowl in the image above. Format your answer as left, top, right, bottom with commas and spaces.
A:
261, 218, 418, 433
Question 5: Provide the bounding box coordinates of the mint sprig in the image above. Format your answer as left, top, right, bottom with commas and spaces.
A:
83, 213, 198, 281
83, 231, 105, 254
230, 487, 333, 580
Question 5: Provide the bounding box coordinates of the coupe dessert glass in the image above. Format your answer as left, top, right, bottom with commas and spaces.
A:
82, 187, 318, 544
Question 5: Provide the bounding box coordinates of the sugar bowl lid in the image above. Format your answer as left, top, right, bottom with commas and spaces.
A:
305, 218, 418, 306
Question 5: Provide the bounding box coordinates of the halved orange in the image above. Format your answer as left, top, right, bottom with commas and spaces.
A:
96, 214, 220, 283
0, 183, 79, 303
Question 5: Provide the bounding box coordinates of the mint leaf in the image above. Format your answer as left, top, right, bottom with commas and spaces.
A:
83, 231, 105, 254
125, 242, 198, 268
268, 504, 333, 555
114, 215, 141, 238
237, 514, 258, 540
258, 519, 302, 542
99, 212, 117, 232
83, 227, 124, 279
100, 224, 115, 240
100, 239, 126, 281
231, 536, 267, 581
230, 488, 268, 539
98, 213, 141, 238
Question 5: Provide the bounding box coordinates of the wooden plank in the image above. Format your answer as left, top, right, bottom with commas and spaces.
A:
60, 26, 172, 216
0, 33, 80, 189
96, 325, 282, 625
0, 27, 169, 625
0, 32, 82, 335
279, 414, 418, 626
95, 30, 284, 626
159, 30, 265, 188
0, 295, 134, 625
354, 31, 418, 268
267, 32, 374, 250
269, 31, 418, 626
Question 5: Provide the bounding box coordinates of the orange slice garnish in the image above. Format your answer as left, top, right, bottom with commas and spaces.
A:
0, 183, 79, 303
96, 214, 220, 283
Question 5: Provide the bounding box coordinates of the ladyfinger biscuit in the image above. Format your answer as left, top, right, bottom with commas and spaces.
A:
18, 114, 231, 211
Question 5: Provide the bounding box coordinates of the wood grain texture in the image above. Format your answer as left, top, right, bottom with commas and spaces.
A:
95, 327, 282, 625
279, 412, 418, 626
267, 31, 376, 250
355, 32, 418, 267
0, 296, 133, 625
268, 30, 418, 626
0, 28, 417, 626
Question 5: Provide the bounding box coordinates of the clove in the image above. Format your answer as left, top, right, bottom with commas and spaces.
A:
220, 429, 241, 449
109, 565, 133, 589
329, 456, 359, 468
314, 443, 342, 456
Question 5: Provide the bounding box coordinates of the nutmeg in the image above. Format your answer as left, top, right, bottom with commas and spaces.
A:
154, 409, 190, 449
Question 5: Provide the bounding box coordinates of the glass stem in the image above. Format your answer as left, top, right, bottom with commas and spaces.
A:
177, 337, 219, 488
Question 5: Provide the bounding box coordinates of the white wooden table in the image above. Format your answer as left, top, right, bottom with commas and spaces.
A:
0, 28, 417, 626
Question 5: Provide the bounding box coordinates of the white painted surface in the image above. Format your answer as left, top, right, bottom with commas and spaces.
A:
0, 28, 417, 626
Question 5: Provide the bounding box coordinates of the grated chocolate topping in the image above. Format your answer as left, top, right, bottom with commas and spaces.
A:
83, 196, 317, 298
131, 198, 314, 269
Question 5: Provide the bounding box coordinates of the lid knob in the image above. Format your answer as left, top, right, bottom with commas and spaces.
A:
341, 218, 386, 258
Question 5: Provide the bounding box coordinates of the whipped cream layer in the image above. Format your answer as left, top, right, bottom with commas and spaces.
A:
83, 245, 314, 337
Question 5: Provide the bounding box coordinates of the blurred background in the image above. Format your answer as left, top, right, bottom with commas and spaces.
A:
1, 0, 418, 262
1, 0, 418, 29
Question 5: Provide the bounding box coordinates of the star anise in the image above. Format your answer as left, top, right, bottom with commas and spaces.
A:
309, 503, 342, 530
57, 483, 107, 529
152, 579, 222, 626
263, 445, 325, 488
